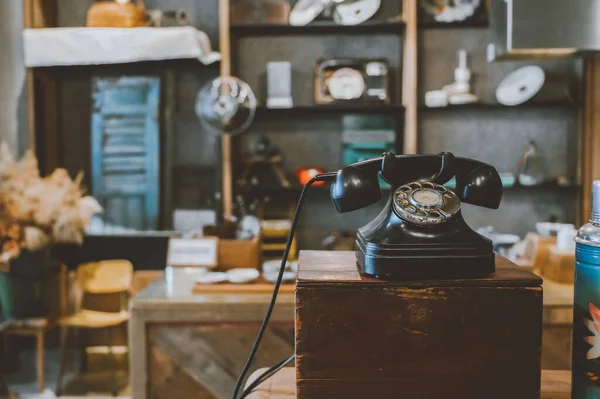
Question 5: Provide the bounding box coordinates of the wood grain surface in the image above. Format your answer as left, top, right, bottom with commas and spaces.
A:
148, 324, 294, 399
245, 368, 571, 399
192, 283, 294, 294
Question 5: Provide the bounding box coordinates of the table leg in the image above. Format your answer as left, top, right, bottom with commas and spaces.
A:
36, 331, 45, 393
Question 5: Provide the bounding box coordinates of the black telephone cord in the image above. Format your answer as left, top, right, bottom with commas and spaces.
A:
239, 354, 295, 398
231, 172, 336, 399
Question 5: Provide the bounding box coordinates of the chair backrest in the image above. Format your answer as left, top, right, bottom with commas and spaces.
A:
76, 260, 133, 294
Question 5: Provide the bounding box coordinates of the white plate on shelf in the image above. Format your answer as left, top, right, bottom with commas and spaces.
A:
227, 268, 260, 284
195, 272, 228, 284
262, 259, 298, 283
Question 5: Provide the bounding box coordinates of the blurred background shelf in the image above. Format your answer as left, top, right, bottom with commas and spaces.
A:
419, 20, 489, 29
419, 101, 578, 110
230, 21, 404, 36
255, 104, 404, 116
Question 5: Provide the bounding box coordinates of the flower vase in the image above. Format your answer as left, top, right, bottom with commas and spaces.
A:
0, 248, 52, 320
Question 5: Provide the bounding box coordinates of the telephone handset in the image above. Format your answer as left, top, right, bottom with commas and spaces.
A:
330, 152, 503, 280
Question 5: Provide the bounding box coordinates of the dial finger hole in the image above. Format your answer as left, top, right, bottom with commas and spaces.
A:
416, 211, 428, 217
405, 206, 416, 213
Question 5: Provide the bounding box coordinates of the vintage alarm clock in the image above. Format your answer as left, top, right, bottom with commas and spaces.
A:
314, 58, 390, 104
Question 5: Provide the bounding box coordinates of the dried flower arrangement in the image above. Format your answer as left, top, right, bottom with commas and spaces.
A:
0, 143, 102, 267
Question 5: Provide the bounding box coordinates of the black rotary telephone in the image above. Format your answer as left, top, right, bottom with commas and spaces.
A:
330, 151, 503, 280
231, 151, 503, 399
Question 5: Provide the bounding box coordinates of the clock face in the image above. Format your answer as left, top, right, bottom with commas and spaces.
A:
420, 0, 481, 22
327, 68, 366, 100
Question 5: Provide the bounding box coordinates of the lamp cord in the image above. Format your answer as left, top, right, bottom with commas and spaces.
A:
231, 172, 336, 399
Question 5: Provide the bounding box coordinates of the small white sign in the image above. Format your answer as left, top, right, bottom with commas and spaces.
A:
167, 237, 218, 268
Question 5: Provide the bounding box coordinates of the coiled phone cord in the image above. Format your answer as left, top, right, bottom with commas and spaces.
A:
231, 172, 337, 399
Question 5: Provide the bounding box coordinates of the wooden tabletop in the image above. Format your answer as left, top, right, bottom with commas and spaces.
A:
129, 271, 294, 325
131, 271, 294, 311
245, 368, 571, 399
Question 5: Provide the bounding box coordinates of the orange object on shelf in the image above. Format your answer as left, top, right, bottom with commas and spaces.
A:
296, 167, 325, 186
87, 0, 147, 28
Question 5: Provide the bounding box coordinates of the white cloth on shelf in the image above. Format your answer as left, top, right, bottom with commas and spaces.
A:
23, 26, 221, 67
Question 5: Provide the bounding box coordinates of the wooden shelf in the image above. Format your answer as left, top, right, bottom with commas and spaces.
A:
230, 21, 404, 36
256, 104, 404, 116
419, 20, 489, 29
419, 101, 578, 110
446, 181, 580, 192
506, 182, 581, 192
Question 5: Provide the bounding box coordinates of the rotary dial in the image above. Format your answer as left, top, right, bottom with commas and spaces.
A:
393, 181, 460, 226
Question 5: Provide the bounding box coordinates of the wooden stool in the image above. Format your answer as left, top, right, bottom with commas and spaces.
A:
56, 260, 132, 397
5, 319, 51, 393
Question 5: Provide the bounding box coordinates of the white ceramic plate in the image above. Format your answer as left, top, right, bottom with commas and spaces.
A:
262, 259, 298, 282
227, 268, 260, 284
195, 272, 228, 284
496, 66, 545, 106
333, 0, 381, 26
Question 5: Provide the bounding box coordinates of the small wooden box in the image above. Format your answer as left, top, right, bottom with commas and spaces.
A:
218, 237, 261, 271
295, 251, 543, 399
543, 245, 575, 284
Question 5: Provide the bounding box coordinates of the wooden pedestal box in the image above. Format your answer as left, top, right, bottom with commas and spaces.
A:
295, 251, 543, 399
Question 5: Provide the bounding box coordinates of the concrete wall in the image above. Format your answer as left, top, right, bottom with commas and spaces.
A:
0, 0, 27, 154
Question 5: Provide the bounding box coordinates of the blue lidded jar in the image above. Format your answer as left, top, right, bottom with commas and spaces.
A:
574, 180, 600, 398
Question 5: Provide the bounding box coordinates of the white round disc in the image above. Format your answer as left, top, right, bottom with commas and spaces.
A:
496, 66, 546, 106
226, 268, 260, 284
328, 68, 365, 100
196, 272, 228, 284
333, 0, 381, 25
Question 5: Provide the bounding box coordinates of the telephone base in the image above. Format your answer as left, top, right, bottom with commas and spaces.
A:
355, 198, 496, 281
356, 246, 495, 281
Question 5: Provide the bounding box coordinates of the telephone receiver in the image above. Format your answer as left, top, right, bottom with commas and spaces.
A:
330, 152, 503, 213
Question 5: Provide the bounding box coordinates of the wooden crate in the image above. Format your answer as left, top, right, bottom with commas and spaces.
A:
295, 251, 543, 399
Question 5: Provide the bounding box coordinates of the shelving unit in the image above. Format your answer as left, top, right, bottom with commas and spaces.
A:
218, 0, 417, 220
416, 4, 582, 234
